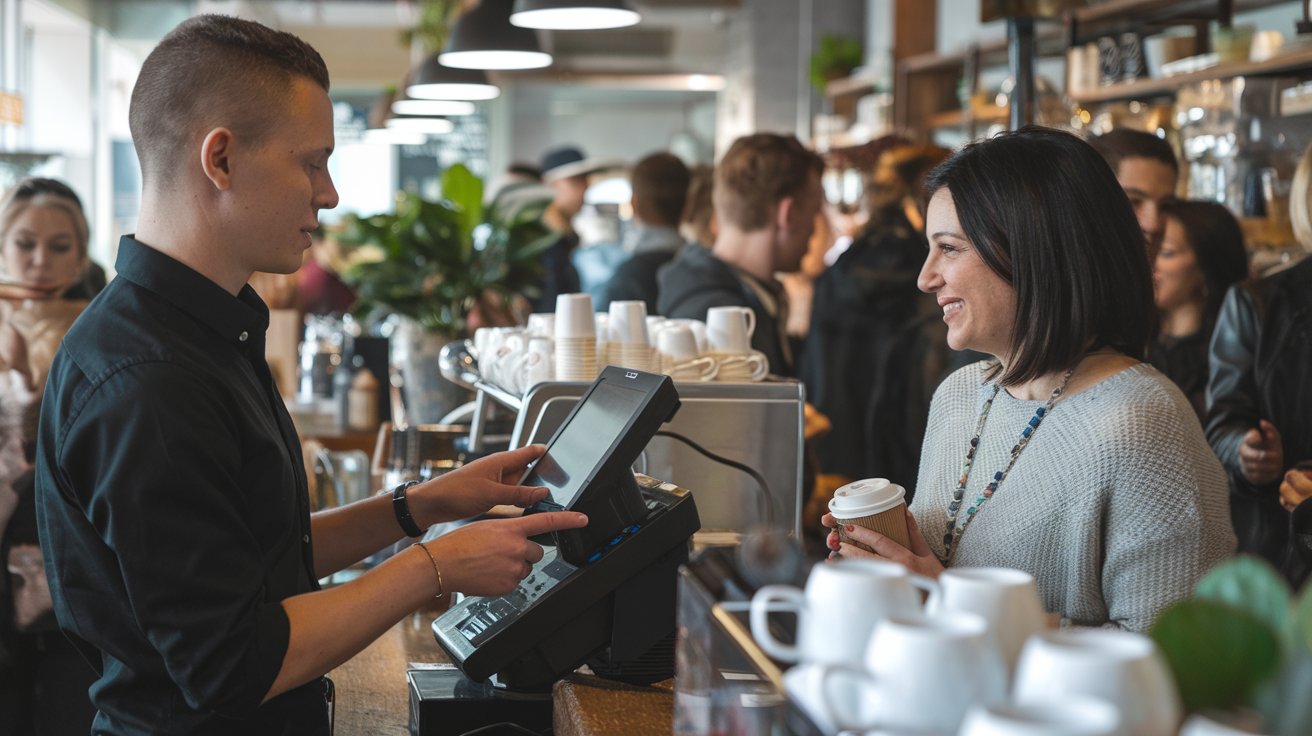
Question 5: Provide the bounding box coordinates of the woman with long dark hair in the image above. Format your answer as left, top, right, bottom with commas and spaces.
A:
823, 128, 1235, 631
1148, 200, 1248, 418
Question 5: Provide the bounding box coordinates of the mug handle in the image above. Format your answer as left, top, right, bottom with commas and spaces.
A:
818, 664, 882, 732
749, 585, 805, 663
910, 574, 941, 613
678, 355, 718, 381
741, 307, 756, 339
746, 352, 769, 380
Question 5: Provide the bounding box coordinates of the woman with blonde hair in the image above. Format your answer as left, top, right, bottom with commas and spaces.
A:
0, 177, 97, 733
1207, 143, 1312, 586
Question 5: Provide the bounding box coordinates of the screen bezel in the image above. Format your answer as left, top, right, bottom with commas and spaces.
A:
520, 367, 672, 513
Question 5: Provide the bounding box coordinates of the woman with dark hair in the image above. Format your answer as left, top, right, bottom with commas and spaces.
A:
1148, 200, 1249, 418
822, 128, 1235, 631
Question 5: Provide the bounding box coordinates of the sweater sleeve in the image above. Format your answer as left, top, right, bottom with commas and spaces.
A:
1103, 388, 1237, 631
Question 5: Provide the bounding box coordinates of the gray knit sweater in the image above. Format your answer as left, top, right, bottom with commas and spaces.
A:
912, 361, 1237, 632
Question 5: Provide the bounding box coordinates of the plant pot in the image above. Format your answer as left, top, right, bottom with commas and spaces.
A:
388, 316, 471, 426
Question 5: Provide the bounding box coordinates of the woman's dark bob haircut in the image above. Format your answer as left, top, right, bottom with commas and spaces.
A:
923, 126, 1154, 386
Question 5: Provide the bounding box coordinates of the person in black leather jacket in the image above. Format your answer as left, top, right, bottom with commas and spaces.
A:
1206, 143, 1312, 587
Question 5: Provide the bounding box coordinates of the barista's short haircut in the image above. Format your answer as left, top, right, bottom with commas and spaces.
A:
129, 14, 330, 187
1088, 128, 1178, 177
714, 134, 823, 232
631, 152, 691, 227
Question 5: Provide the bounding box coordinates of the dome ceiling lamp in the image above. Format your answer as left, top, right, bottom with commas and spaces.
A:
391, 98, 477, 116
405, 53, 502, 101
439, 0, 553, 71
509, 0, 640, 30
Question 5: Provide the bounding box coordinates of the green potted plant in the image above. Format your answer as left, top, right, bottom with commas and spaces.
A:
338, 163, 555, 423
809, 34, 863, 92
1149, 556, 1312, 735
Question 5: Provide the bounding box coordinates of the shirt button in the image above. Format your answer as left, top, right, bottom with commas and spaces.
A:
238, 331, 249, 342
303, 534, 310, 544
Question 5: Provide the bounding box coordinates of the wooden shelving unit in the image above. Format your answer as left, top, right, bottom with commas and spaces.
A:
1070, 45, 1312, 104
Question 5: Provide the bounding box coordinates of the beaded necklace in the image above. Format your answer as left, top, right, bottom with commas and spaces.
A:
939, 367, 1075, 564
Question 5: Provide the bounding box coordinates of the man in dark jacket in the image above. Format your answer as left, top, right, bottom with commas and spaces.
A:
656, 134, 823, 377
599, 152, 691, 312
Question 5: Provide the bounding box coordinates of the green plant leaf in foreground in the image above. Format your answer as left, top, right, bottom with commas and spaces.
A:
1150, 600, 1282, 712
1195, 555, 1294, 647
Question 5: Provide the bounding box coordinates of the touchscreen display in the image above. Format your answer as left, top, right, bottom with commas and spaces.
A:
522, 380, 646, 508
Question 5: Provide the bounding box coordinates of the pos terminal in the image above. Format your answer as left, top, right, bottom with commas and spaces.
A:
417, 367, 701, 730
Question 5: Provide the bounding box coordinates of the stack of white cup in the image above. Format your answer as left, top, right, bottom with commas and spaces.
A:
554, 293, 597, 381
593, 313, 610, 369
655, 323, 717, 381
607, 301, 655, 372
705, 306, 769, 382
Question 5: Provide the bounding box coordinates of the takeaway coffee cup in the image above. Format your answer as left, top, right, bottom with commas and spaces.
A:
828, 478, 911, 551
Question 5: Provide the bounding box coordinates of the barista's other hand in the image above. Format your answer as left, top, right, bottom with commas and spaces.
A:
1279, 465, 1312, 512
424, 511, 588, 596
1239, 420, 1284, 486
0, 323, 33, 392
822, 510, 944, 580
408, 444, 550, 526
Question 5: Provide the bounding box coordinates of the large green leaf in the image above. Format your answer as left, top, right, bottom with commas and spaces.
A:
1151, 600, 1283, 712
1296, 579, 1312, 653
441, 163, 484, 246
1195, 555, 1294, 647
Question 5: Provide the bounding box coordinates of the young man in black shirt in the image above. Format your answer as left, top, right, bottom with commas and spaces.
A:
34, 16, 586, 735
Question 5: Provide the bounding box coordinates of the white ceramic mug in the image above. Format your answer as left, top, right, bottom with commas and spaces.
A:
706, 306, 755, 353
1013, 628, 1181, 736
958, 696, 1124, 736
664, 356, 718, 382
749, 559, 929, 667
608, 300, 650, 345
923, 566, 1046, 676
526, 312, 555, 338
819, 610, 1007, 733
554, 293, 595, 339
656, 324, 699, 362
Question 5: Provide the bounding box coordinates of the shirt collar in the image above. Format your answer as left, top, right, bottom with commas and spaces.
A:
624, 225, 684, 256
113, 235, 269, 347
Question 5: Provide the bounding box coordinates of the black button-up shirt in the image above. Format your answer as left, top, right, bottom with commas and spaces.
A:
35, 236, 328, 735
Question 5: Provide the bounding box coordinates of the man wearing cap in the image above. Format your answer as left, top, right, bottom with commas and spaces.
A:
534, 145, 616, 313
657, 133, 824, 377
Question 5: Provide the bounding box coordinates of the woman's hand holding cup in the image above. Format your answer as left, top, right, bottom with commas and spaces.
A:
823, 509, 944, 580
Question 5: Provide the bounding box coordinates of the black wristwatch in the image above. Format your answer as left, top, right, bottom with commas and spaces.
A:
392, 480, 424, 537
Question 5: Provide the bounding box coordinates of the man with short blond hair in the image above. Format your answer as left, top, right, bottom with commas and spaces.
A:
657, 133, 823, 376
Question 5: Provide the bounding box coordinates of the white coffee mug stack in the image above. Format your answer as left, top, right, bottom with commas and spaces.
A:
607, 301, 655, 372
817, 610, 1007, 734
705, 306, 768, 381
655, 324, 716, 381
1012, 628, 1181, 736
923, 566, 1047, 677
750, 559, 931, 734
554, 293, 597, 381
517, 336, 553, 393
663, 318, 708, 353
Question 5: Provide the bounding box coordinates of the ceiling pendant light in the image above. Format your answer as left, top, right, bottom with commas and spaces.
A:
510, 0, 640, 30
386, 116, 455, 135
405, 54, 501, 101
391, 98, 477, 117
440, 0, 553, 71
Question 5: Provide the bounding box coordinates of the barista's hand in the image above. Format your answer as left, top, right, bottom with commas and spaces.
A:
822, 510, 944, 579
0, 323, 33, 391
0, 282, 59, 302
407, 444, 551, 526
1279, 465, 1312, 512
1239, 420, 1283, 486
424, 511, 588, 596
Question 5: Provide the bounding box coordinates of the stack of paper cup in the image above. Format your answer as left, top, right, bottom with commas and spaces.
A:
593, 313, 610, 369
607, 301, 655, 372
554, 293, 597, 381
828, 478, 911, 551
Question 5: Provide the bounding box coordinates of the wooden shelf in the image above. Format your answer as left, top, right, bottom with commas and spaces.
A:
927, 106, 1010, 130
1066, 0, 1298, 45
825, 74, 878, 98
1070, 45, 1312, 104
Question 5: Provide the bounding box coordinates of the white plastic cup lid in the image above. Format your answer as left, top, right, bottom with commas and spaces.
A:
828, 478, 906, 518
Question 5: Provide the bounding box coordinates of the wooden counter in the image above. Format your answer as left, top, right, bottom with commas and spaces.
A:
329, 603, 449, 735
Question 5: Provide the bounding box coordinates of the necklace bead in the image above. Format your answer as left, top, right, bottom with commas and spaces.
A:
939, 367, 1075, 565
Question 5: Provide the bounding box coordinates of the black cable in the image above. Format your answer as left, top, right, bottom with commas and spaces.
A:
653, 430, 774, 528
